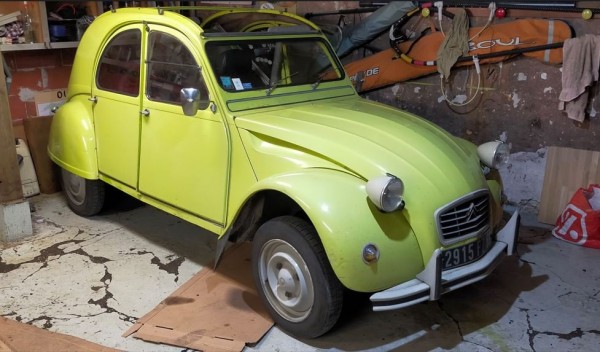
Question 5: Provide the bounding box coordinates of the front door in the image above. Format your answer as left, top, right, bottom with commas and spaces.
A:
92, 26, 142, 188
138, 26, 229, 225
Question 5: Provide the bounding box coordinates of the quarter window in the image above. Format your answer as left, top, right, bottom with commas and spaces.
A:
96, 29, 141, 96
146, 31, 208, 106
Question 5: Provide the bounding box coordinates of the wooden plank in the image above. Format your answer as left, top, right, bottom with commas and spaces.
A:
0, 52, 23, 202
0, 338, 12, 352
0, 317, 117, 352
538, 146, 600, 224
23, 116, 61, 194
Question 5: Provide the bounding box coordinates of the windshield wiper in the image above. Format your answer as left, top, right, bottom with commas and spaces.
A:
311, 64, 336, 90
266, 81, 279, 96
266, 72, 298, 96
311, 74, 325, 90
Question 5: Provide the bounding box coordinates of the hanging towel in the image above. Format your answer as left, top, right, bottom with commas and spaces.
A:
558, 34, 600, 122
437, 8, 470, 80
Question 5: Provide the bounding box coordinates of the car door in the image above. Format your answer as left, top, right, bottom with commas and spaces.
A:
138, 25, 229, 225
92, 26, 142, 188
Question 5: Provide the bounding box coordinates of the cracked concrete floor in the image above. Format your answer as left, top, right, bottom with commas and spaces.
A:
1, 193, 599, 352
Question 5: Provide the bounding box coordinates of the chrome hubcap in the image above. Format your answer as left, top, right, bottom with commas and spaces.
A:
259, 239, 314, 322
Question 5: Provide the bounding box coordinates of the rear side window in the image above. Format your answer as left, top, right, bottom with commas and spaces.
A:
146, 31, 208, 105
96, 29, 141, 96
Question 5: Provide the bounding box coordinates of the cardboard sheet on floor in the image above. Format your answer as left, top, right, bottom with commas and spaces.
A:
123, 243, 273, 352
0, 317, 117, 352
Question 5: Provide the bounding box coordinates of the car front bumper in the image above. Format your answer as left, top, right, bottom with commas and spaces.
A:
370, 210, 520, 311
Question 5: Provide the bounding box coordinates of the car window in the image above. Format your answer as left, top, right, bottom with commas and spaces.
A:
146, 31, 208, 106
206, 38, 343, 92
96, 29, 141, 96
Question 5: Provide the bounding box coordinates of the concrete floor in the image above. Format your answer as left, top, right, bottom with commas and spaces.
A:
1, 192, 599, 352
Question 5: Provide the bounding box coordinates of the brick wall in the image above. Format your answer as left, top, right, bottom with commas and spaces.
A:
4, 48, 75, 123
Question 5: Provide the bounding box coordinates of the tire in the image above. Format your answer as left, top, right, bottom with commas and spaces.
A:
60, 168, 105, 216
252, 216, 343, 338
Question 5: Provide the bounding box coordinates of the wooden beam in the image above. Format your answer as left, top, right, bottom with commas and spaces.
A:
447, 7, 594, 19
0, 52, 23, 202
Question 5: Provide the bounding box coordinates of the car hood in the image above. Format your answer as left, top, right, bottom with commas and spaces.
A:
234, 97, 488, 205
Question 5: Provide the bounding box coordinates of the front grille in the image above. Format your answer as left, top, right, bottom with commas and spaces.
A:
436, 190, 490, 244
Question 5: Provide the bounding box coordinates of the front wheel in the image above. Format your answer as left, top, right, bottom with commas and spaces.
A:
252, 216, 343, 338
60, 168, 105, 216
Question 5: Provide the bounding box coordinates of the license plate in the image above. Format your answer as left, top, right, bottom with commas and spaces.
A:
442, 231, 492, 270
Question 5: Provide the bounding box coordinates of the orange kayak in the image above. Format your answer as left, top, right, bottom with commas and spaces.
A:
344, 18, 573, 92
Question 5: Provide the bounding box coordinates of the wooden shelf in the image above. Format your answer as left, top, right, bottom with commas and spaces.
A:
0, 43, 47, 52
0, 1, 229, 53
0, 41, 79, 52
0, 2, 45, 43
46, 41, 79, 49
0, 1, 100, 52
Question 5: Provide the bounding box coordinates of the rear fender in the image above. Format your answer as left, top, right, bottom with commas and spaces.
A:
48, 96, 98, 179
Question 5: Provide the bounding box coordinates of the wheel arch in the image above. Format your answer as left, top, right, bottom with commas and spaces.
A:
227, 189, 307, 244
221, 169, 423, 293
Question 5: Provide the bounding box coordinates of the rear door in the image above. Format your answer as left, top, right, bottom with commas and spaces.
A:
92, 26, 142, 188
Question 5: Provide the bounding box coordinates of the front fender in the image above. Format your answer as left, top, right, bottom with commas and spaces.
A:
48, 96, 98, 179
248, 169, 424, 292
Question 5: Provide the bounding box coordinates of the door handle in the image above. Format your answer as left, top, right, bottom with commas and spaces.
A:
140, 109, 150, 117
88, 96, 97, 103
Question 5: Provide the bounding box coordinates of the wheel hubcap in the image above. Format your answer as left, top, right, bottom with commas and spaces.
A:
62, 170, 86, 206
260, 239, 314, 322
277, 268, 296, 297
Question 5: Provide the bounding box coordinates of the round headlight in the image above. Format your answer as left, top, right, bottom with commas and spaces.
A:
366, 174, 405, 212
477, 141, 510, 169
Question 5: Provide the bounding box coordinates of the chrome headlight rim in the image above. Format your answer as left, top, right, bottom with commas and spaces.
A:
477, 141, 510, 169
366, 173, 405, 213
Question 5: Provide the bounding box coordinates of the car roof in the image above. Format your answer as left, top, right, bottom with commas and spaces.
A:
68, 7, 322, 97
69, 7, 204, 97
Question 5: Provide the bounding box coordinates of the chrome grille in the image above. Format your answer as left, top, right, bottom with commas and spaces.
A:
436, 190, 490, 244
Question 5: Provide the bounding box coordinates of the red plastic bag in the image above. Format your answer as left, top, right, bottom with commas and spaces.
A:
552, 184, 600, 249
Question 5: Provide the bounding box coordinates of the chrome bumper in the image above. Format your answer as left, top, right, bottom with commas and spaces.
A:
370, 210, 520, 311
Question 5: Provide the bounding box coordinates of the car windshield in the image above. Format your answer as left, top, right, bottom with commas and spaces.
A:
205, 37, 344, 94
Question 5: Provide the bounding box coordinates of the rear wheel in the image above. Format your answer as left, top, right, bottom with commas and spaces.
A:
60, 168, 105, 216
252, 216, 343, 338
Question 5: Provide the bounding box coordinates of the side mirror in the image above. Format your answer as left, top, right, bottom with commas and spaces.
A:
180, 87, 210, 116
